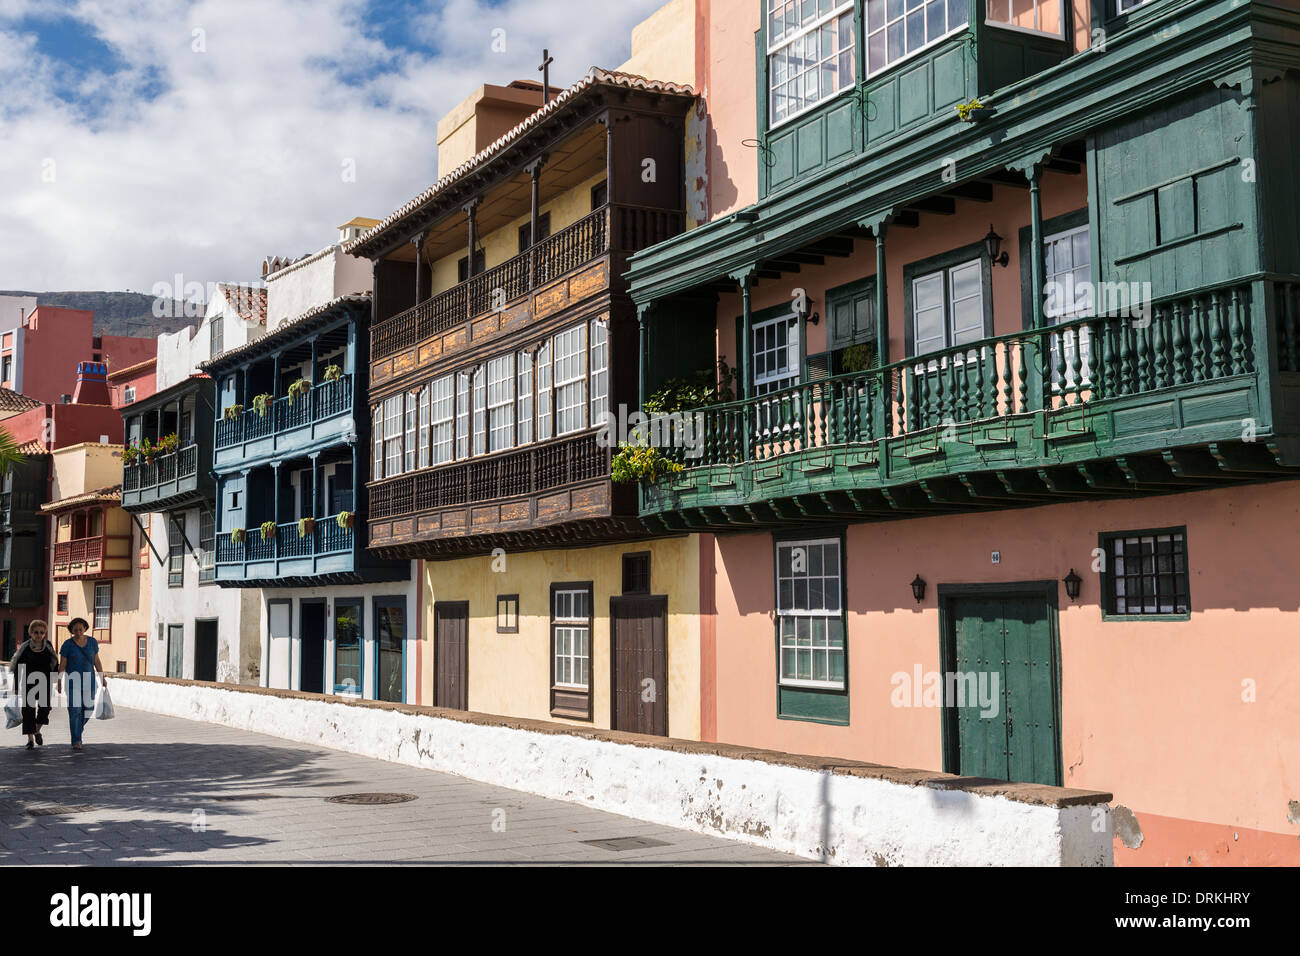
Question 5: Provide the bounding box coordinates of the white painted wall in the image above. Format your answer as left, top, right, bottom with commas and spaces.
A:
265, 246, 370, 331
256, 569, 419, 703
104, 677, 1115, 867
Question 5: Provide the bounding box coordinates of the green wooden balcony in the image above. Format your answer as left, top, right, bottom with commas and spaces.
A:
640, 278, 1300, 528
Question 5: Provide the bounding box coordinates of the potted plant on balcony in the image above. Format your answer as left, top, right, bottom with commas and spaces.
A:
223, 403, 244, 422
322, 364, 343, 383
230, 527, 246, 545
259, 520, 277, 542
955, 97, 988, 123
140, 437, 156, 466
121, 443, 140, 466
336, 511, 354, 530
287, 378, 311, 406
252, 393, 274, 417
156, 432, 179, 456
298, 516, 316, 538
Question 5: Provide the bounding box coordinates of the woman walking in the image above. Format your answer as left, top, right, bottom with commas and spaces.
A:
57, 618, 104, 751
11, 620, 57, 749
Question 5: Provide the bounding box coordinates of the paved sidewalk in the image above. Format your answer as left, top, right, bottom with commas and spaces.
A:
0, 707, 810, 866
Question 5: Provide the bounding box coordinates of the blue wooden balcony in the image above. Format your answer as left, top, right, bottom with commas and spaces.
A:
122, 444, 205, 511
215, 513, 356, 583
214, 375, 354, 469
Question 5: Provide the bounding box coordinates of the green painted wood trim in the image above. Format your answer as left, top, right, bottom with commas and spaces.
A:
772, 527, 850, 725
1018, 207, 1090, 330
755, 6, 769, 200
901, 240, 993, 357
1096, 524, 1192, 621
825, 274, 878, 351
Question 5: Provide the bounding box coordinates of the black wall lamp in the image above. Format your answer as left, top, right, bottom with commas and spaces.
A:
984, 224, 1010, 267
910, 574, 927, 604
1063, 569, 1082, 601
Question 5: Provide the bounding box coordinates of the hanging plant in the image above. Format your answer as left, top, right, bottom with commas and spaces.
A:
252, 393, 274, 417
955, 98, 987, 122
298, 516, 316, 538
223, 403, 244, 422
611, 441, 685, 485
336, 511, 354, 530
259, 520, 277, 542
287, 378, 311, 406
322, 364, 343, 383
230, 527, 246, 545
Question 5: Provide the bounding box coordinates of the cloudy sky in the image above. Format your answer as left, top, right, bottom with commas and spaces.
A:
0, 0, 663, 295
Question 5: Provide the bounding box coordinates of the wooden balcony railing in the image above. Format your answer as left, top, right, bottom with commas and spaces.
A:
53, 538, 104, 567
655, 283, 1256, 470
216, 375, 353, 449
123, 444, 200, 492
215, 514, 355, 567
369, 431, 609, 520
373, 203, 685, 363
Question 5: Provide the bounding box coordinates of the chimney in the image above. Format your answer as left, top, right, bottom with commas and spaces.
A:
72, 361, 111, 405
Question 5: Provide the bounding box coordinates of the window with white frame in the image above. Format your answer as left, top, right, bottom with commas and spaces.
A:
776, 538, 845, 689
753, 313, 801, 396
1116, 0, 1148, 12
767, 0, 856, 126
431, 374, 454, 465
867, 0, 969, 76
455, 372, 470, 460
472, 366, 487, 456
552, 587, 591, 690
1043, 223, 1093, 388
986, 0, 1062, 36
383, 395, 403, 478
487, 354, 515, 452
417, 385, 431, 469
517, 351, 533, 445
93, 582, 112, 631
588, 319, 608, 428
167, 517, 184, 588
553, 324, 587, 436
911, 259, 984, 357
536, 342, 552, 441
372, 405, 383, 480
210, 314, 223, 357
123, 385, 136, 404
404, 390, 417, 473
198, 509, 215, 583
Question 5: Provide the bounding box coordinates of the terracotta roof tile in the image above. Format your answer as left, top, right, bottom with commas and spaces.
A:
40, 484, 122, 513
345, 68, 695, 257
16, 439, 48, 456
201, 292, 371, 371
220, 284, 268, 326
0, 387, 41, 412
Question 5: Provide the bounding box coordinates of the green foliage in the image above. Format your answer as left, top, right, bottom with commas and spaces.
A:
837, 342, 877, 374
259, 520, 277, 542
644, 360, 737, 414
322, 364, 343, 383
611, 441, 685, 485
336, 511, 354, 530
156, 432, 179, 455
121, 443, 140, 466
297, 517, 316, 538
230, 527, 246, 545
287, 378, 311, 405
223, 403, 244, 421
252, 393, 274, 417
955, 98, 987, 122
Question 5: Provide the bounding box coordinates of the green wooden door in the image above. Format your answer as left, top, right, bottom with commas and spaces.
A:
948, 594, 1059, 786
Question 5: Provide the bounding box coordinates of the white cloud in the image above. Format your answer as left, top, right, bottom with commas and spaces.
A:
0, 0, 664, 293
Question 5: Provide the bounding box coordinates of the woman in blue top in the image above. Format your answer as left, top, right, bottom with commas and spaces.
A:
57, 617, 105, 751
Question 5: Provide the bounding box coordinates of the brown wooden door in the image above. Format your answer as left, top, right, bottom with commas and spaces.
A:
610, 595, 668, 736
434, 602, 468, 710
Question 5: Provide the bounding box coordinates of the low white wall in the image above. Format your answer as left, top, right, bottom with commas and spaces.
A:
105, 677, 1112, 866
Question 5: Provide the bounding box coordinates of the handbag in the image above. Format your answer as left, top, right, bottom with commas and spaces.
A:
92, 681, 115, 721
3, 693, 19, 730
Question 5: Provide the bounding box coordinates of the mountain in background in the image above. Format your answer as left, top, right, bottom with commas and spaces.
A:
0, 290, 200, 339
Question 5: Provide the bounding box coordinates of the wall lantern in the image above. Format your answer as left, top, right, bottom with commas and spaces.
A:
1063, 568, 1082, 602
983, 224, 1010, 267
910, 574, 927, 604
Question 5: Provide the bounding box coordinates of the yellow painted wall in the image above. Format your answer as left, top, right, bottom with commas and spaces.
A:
429, 170, 610, 295
420, 536, 702, 739
617, 0, 697, 86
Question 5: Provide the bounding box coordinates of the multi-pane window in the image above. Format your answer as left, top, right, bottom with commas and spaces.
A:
210, 314, 223, 357
553, 324, 587, 436
417, 385, 431, 469
383, 395, 402, 478
1044, 224, 1093, 388
472, 366, 487, 456
198, 509, 215, 583
536, 342, 553, 441
517, 351, 533, 445
372, 405, 383, 480
1104, 528, 1190, 617
456, 372, 471, 460
753, 314, 801, 396
404, 390, 418, 473
93, 583, 112, 631
768, 0, 855, 126
487, 354, 515, 452
867, 0, 969, 76
1116, 0, 1147, 11
987, 0, 1062, 35
167, 516, 184, 588
776, 539, 845, 689
912, 259, 984, 357
552, 587, 591, 690
588, 319, 608, 428
123, 385, 136, 404
431, 374, 455, 465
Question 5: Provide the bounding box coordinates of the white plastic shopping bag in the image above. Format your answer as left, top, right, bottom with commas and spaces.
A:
3, 693, 20, 730
92, 681, 115, 721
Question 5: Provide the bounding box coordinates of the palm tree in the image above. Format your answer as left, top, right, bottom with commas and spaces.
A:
0, 426, 25, 475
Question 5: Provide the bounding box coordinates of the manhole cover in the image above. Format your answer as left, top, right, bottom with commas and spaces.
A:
581, 836, 670, 852
27, 805, 92, 817
210, 793, 281, 802
324, 793, 418, 806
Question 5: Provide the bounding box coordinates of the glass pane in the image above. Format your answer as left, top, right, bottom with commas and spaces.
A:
906, 9, 925, 50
